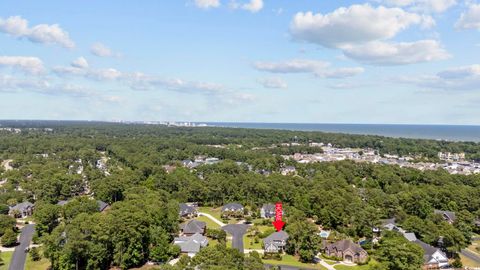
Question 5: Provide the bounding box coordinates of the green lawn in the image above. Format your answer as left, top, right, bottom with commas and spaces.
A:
196, 215, 220, 229
244, 225, 272, 249
244, 234, 262, 249
198, 207, 241, 224
25, 248, 51, 270
333, 260, 380, 270
0, 251, 13, 270
198, 207, 222, 220
263, 255, 327, 270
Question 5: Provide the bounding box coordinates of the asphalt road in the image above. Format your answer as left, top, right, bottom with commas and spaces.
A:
461, 249, 480, 264
8, 224, 35, 270
222, 224, 249, 253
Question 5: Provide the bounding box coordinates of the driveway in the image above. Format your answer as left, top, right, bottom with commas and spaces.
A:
222, 224, 249, 253
8, 224, 35, 270
198, 212, 226, 227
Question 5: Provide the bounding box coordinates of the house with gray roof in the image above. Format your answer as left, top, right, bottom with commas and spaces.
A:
403, 232, 417, 242
9, 201, 34, 218
181, 219, 206, 236
413, 240, 448, 268
260, 204, 276, 219
174, 233, 208, 257
434, 210, 456, 224
179, 203, 198, 218
97, 200, 109, 212
324, 239, 368, 263
57, 200, 70, 206
222, 203, 244, 213
263, 231, 289, 253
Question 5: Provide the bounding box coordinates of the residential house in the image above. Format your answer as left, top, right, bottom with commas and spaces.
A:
97, 200, 110, 212
263, 231, 289, 253
280, 166, 296, 176
9, 202, 34, 218
174, 233, 208, 257
260, 204, 276, 219
221, 203, 244, 216
162, 165, 177, 174
434, 210, 456, 224
324, 240, 368, 263
180, 220, 206, 236
57, 200, 70, 206
413, 240, 449, 269
179, 203, 198, 218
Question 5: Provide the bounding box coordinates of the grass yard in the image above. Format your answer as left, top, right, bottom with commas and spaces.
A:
25, 248, 51, 270
263, 254, 327, 270
198, 207, 222, 220
196, 215, 221, 229
334, 260, 380, 270
461, 254, 480, 268
244, 234, 262, 249
244, 225, 272, 249
467, 239, 480, 255
0, 251, 13, 270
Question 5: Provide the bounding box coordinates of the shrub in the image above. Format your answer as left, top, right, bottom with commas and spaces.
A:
30, 247, 41, 261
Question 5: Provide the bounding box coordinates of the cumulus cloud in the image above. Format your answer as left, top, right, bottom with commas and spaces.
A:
257, 77, 288, 89
194, 0, 220, 9
71, 57, 89, 69
230, 0, 264, 13
456, 3, 480, 30
378, 0, 457, 13
254, 59, 364, 79
0, 56, 45, 74
0, 16, 75, 48
290, 4, 433, 48
342, 40, 450, 65
397, 64, 480, 90
90, 42, 118, 57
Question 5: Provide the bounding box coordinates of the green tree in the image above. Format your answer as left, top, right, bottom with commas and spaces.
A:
377, 232, 424, 270
1, 229, 17, 247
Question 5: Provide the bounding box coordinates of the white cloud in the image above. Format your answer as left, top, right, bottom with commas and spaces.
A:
257, 77, 288, 89
254, 59, 329, 73
0, 16, 74, 48
290, 4, 433, 48
378, 0, 457, 13
342, 40, 450, 65
456, 4, 480, 30
71, 57, 89, 69
87, 68, 123, 81
230, 0, 264, 13
397, 64, 480, 90
254, 59, 364, 79
90, 42, 117, 57
0, 56, 45, 74
316, 67, 365, 78
194, 0, 220, 9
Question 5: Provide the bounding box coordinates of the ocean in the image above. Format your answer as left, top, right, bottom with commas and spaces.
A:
203, 123, 480, 143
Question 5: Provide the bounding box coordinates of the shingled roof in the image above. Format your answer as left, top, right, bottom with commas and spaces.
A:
325, 239, 366, 255
181, 220, 206, 235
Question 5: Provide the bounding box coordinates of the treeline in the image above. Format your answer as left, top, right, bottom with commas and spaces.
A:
1, 123, 480, 269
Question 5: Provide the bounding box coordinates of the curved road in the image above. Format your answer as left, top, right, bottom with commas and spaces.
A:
8, 224, 35, 270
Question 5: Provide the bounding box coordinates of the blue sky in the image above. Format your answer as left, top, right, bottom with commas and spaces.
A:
0, 0, 480, 124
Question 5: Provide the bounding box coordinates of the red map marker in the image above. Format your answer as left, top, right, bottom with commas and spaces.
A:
272, 202, 285, 231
